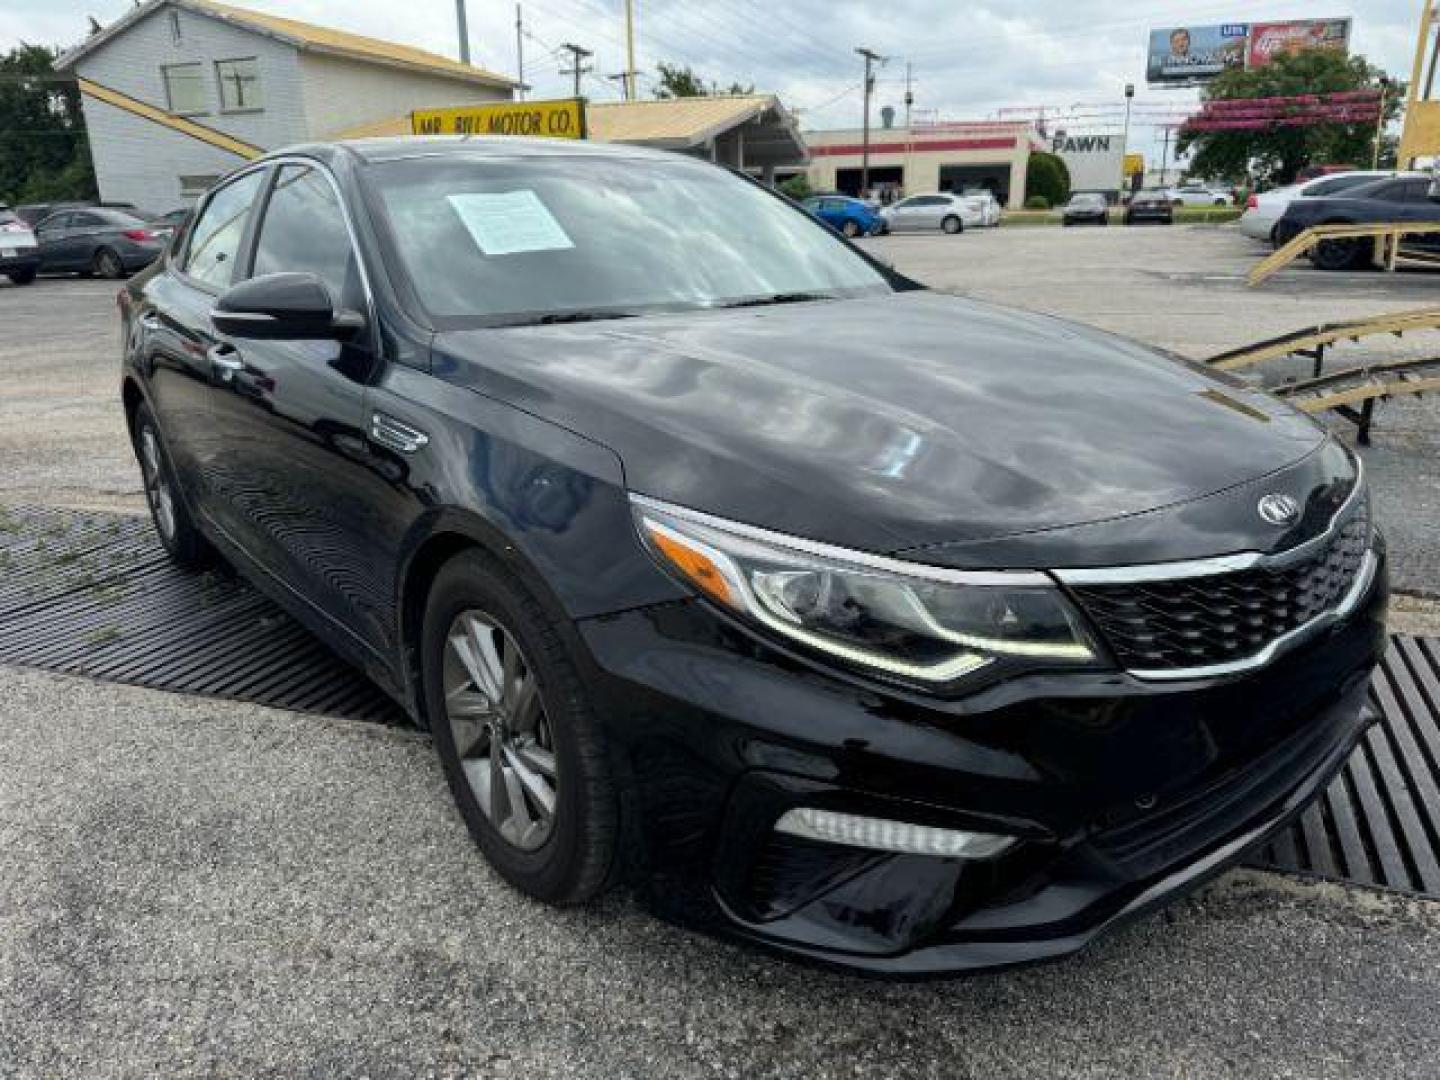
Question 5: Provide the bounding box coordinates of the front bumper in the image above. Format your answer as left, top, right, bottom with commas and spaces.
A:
578, 552, 1387, 975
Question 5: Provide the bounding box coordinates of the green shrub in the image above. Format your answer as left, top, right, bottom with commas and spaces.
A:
1024, 195, 1050, 210
1024, 151, 1070, 209
778, 173, 813, 200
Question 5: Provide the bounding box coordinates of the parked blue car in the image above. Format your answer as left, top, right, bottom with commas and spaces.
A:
801, 195, 885, 237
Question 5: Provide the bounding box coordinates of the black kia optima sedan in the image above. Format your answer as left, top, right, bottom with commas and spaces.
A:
118, 137, 1387, 975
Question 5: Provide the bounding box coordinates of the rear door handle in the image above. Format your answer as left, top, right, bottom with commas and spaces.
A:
208, 344, 243, 381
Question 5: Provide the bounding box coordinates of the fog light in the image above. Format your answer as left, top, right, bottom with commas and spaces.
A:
774, 807, 1016, 859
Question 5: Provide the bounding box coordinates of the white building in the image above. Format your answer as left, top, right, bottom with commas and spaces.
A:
56, 0, 515, 211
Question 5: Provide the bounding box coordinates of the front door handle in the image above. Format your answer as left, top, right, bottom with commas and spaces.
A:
208, 344, 243, 381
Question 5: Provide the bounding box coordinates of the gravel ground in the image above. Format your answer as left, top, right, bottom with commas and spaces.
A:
2, 664, 1439, 1079
0, 277, 142, 514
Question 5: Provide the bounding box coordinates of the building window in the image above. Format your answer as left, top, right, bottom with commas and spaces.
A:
215, 58, 263, 112
168, 9, 182, 44
161, 62, 206, 114
179, 174, 221, 199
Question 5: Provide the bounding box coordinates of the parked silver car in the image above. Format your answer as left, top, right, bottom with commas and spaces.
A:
34, 207, 167, 279
879, 193, 982, 234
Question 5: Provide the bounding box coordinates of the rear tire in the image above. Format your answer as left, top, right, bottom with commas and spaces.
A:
93, 247, 124, 279
8, 268, 35, 285
133, 403, 212, 569
423, 550, 622, 905
942, 215, 962, 234
841, 219, 861, 238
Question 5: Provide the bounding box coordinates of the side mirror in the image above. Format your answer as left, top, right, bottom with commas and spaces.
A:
212, 272, 364, 341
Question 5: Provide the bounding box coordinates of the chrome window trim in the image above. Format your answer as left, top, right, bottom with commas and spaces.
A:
1126, 550, 1378, 682
1053, 461, 1365, 586
629, 494, 1053, 588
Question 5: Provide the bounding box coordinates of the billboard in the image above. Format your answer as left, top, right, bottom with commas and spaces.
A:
1146, 19, 1354, 84
1146, 24, 1248, 84
1247, 19, 1353, 68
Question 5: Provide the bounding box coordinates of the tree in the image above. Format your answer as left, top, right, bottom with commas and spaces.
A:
0, 45, 96, 205
654, 61, 753, 99
1177, 49, 1401, 187
1024, 151, 1070, 207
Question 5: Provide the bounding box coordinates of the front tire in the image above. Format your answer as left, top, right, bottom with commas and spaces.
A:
8, 268, 36, 285
942, 215, 962, 235
841, 219, 861, 238
133, 403, 212, 568
423, 551, 621, 904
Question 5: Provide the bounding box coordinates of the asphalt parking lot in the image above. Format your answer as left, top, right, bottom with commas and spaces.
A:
2, 226, 1439, 1077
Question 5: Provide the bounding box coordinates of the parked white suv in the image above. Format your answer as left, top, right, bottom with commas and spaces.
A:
960, 189, 1002, 227
1240, 170, 1416, 246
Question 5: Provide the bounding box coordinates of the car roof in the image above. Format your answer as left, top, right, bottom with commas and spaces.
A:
267, 135, 684, 167
1333, 176, 1411, 199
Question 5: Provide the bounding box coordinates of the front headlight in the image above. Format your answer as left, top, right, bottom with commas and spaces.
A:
631, 495, 1100, 685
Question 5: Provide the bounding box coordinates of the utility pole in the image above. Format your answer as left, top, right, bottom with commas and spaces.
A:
515, 4, 525, 100
903, 61, 913, 129
455, 0, 470, 65
856, 47, 883, 197
1120, 82, 1135, 194
623, 0, 638, 101
560, 42, 592, 99
1374, 75, 1391, 168
1159, 125, 1173, 186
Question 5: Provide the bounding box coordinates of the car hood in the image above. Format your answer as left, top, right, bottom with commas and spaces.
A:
432, 291, 1327, 557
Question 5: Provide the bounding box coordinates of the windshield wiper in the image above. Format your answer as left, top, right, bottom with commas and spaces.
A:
718, 292, 838, 309
514, 310, 641, 326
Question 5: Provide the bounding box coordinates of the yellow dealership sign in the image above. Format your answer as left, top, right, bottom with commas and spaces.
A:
411, 98, 587, 139
1123, 153, 1145, 178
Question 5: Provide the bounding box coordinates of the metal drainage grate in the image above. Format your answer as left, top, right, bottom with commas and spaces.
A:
1246, 635, 1440, 896
0, 505, 406, 724
0, 507, 1437, 896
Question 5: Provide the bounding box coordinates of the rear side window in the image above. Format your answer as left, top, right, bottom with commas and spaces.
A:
251, 164, 361, 308
183, 170, 264, 289
1308, 175, 1373, 196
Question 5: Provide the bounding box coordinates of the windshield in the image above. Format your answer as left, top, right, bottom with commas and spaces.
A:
1071, 194, 1105, 207
367, 154, 895, 327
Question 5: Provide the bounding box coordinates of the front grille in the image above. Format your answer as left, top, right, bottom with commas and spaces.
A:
1071, 502, 1370, 674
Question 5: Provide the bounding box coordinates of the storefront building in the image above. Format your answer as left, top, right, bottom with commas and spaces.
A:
803, 122, 1042, 209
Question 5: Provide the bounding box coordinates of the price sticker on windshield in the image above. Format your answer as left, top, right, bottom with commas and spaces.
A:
446, 191, 575, 256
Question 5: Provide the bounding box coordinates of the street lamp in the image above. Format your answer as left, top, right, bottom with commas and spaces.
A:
1120, 82, 1135, 194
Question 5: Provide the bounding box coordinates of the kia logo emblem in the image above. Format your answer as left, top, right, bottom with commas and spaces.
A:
1257, 493, 1301, 526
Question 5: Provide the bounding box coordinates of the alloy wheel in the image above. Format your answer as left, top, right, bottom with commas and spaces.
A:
139, 425, 177, 542
443, 610, 559, 851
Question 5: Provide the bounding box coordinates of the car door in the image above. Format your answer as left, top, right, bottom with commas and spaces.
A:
137, 168, 268, 506
887, 197, 919, 232
34, 212, 75, 269
203, 160, 397, 660
65, 210, 109, 268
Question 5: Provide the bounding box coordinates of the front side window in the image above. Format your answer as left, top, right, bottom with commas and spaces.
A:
183, 169, 264, 289
216, 58, 262, 111
368, 155, 894, 327
251, 164, 361, 308
162, 62, 206, 114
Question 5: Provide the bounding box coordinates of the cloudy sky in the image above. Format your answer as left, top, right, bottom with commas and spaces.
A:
1, 0, 1424, 162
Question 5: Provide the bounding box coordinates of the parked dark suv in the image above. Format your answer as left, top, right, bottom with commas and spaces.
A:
119, 138, 1387, 975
